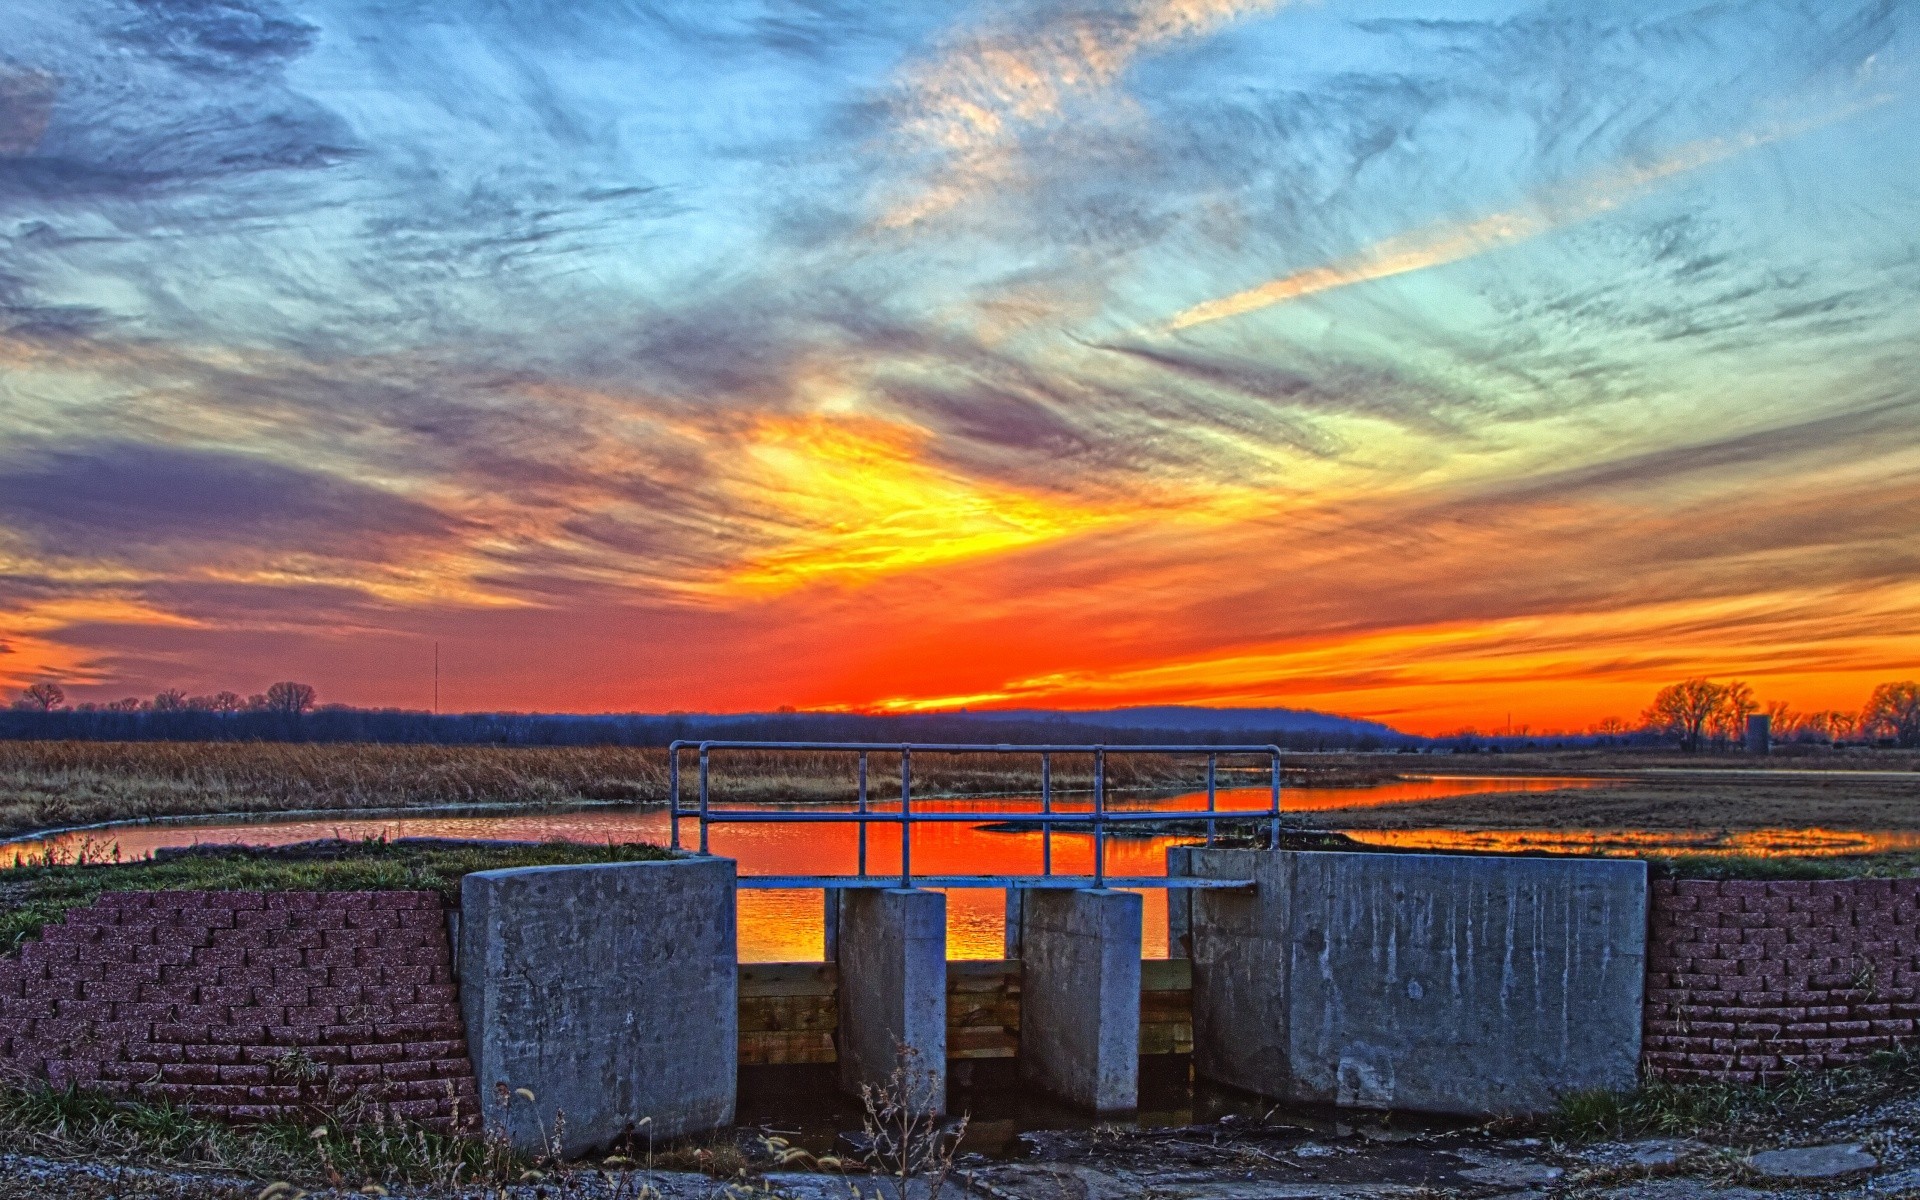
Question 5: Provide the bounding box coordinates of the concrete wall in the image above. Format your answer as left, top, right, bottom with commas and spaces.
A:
1187, 849, 1646, 1116
460, 858, 736, 1155
835, 888, 946, 1112
1018, 888, 1142, 1112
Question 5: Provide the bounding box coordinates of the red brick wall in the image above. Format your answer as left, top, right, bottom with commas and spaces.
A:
0, 890, 478, 1129
1644, 878, 1920, 1082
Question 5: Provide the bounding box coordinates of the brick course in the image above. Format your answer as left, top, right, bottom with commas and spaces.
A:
0, 891, 478, 1130
1644, 878, 1920, 1083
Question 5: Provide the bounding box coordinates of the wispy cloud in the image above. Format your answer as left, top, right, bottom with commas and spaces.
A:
1166, 93, 1897, 331
876, 0, 1292, 229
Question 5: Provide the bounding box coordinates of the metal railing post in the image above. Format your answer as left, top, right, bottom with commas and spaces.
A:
668, 742, 680, 850
857, 751, 869, 878
1040, 752, 1052, 877
1093, 746, 1106, 888
1205, 752, 1217, 847
698, 746, 711, 855
1269, 749, 1282, 849
899, 747, 913, 888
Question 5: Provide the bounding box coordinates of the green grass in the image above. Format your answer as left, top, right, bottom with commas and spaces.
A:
1645, 853, 1920, 881
0, 837, 674, 954
1551, 1046, 1920, 1143
0, 1082, 506, 1190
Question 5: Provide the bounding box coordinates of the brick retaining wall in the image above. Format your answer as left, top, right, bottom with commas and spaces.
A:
1644, 878, 1920, 1082
0, 890, 478, 1129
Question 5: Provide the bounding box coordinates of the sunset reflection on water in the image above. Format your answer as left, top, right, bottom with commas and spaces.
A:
1345, 827, 1920, 858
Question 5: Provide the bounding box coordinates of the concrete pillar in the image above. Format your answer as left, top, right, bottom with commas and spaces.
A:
823, 887, 841, 961
459, 858, 737, 1155
1165, 846, 1194, 960
835, 888, 947, 1112
1018, 888, 1142, 1113
1185, 849, 1646, 1116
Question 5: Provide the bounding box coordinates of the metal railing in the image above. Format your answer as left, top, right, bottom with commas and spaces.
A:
666, 740, 1281, 890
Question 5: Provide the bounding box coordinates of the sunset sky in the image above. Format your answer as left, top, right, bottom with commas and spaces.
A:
2, 0, 1916, 733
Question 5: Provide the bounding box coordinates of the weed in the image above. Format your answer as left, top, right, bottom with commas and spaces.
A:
854, 1043, 969, 1199
1551, 1046, 1920, 1142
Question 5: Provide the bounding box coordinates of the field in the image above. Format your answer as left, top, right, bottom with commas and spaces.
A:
0, 740, 1300, 842
0, 739, 1916, 846
1314, 748, 1920, 832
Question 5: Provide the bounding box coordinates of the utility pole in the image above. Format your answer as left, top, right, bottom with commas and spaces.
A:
433, 642, 440, 715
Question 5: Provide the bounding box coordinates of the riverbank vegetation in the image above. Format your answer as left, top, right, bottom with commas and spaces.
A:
0, 839, 671, 953
0, 741, 1357, 842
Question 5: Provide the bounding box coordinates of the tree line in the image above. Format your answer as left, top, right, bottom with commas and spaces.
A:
6, 676, 1916, 751
0, 681, 1408, 751
1639, 678, 1920, 751
12, 681, 317, 716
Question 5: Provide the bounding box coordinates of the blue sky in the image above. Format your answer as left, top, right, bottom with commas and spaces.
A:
2, 0, 1916, 729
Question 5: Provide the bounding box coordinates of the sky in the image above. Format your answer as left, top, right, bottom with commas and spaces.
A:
1, 0, 1917, 734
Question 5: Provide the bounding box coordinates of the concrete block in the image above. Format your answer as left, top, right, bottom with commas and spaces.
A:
1187, 849, 1645, 1116
1019, 888, 1142, 1112
1165, 846, 1195, 961
460, 857, 737, 1155
836, 888, 946, 1112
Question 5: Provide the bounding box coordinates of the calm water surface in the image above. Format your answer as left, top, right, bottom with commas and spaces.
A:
0, 775, 1654, 961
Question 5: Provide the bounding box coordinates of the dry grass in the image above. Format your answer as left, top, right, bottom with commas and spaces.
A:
0, 741, 1313, 842
0, 743, 671, 841
1308, 767, 1920, 832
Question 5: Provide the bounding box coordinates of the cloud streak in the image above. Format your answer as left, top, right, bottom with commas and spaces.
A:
1165, 92, 1898, 330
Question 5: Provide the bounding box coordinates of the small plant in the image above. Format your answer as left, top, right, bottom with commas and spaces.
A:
853, 1042, 970, 1199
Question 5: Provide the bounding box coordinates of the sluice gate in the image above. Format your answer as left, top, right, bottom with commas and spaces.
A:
456, 742, 1647, 1154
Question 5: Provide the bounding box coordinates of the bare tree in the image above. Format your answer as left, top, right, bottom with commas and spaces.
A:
1863, 681, 1920, 748
210, 691, 244, 714
1706, 680, 1757, 746
265, 681, 317, 715
22, 681, 65, 711
1644, 679, 1728, 752
151, 688, 188, 713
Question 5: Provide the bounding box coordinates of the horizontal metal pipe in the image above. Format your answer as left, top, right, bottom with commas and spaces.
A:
688, 740, 1282, 755
734, 875, 1255, 890
686, 808, 1281, 824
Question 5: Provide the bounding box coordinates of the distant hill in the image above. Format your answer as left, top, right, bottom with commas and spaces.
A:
0, 702, 1409, 748
965, 705, 1401, 739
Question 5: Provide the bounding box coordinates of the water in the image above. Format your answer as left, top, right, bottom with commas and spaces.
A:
2, 776, 1613, 961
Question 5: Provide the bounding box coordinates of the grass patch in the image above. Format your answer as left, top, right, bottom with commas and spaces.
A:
0, 838, 674, 954
0, 1081, 502, 1191
1646, 853, 1920, 880
1551, 1047, 1920, 1143
0, 1080, 758, 1196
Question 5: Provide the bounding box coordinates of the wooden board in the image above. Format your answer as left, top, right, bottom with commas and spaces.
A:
737, 958, 1192, 1066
